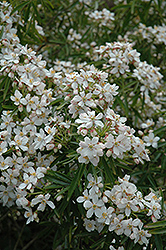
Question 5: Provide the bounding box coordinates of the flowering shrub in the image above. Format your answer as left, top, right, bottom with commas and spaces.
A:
0, 0, 166, 249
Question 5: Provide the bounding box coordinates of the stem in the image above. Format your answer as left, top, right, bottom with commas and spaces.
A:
13, 224, 26, 250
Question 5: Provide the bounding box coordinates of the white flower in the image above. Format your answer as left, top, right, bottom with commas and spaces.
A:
97, 206, 114, 224
44, 125, 56, 143
76, 111, 104, 130
0, 155, 10, 170
77, 137, 105, 166
10, 134, 28, 151
31, 194, 55, 212
141, 119, 154, 129
33, 128, 46, 150
0, 111, 15, 133
122, 218, 143, 237
87, 173, 103, 191
83, 196, 104, 218
130, 228, 151, 246
117, 198, 139, 216
0, 141, 7, 155
110, 246, 124, 250
20, 94, 39, 113
59, 120, 71, 129
93, 83, 118, 103
24, 208, 38, 224
145, 199, 161, 221
19, 173, 33, 190
105, 133, 131, 158
10, 90, 23, 105
143, 132, 160, 148
0, 185, 15, 206
15, 189, 28, 207
2, 168, 19, 185
109, 214, 124, 235
84, 218, 96, 232
77, 189, 90, 204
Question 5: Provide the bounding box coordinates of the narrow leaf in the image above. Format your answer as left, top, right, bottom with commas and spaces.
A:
155, 235, 163, 250
67, 164, 86, 201
11, 1, 30, 15
145, 220, 166, 229
3, 77, 10, 100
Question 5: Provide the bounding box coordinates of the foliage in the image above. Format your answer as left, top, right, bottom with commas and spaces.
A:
0, 0, 166, 249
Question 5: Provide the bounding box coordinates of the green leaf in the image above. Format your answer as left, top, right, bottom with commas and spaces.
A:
54, 186, 70, 199
45, 170, 72, 189
131, 107, 142, 120
44, 184, 62, 189
147, 175, 157, 189
0, 26, 4, 40
131, 0, 136, 14
31, 2, 42, 23
145, 220, 166, 229
56, 101, 69, 110
102, 156, 115, 187
49, 171, 72, 183
90, 237, 105, 248
148, 227, 166, 234
67, 164, 86, 201
0, 75, 8, 90
111, 3, 131, 10
158, 141, 166, 148
1, 105, 15, 110
115, 161, 132, 171
49, 98, 64, 106
116, 96, 129, 117
3, 77, 11, 100
155, 235, 163, 250
154, 125, 166, 135
75, 232, 97, 237
11, 1, 30, 15
49, 39, 66, 44
41, 0, 54, 10
24, 2, 31, 22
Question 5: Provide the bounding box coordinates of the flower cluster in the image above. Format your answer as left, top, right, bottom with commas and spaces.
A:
136, 23, 166, 46
94, 41, 141, 76
0, 4, 165, 250
85, 8, 115, 28
0, 1, 152, 226
77, 174, 162, 247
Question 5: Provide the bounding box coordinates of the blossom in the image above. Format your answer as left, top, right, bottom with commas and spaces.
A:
143, 132, 160, 148
0, 141, 8, 155
19, 173, 33, 190
2, 168, 19, 185
10, 134, 28, 151
130, 228, 151, 246
76, 189, 90, 204
0, 155, 10, 170
84, 218, 96, 232
117, 198, 139, 216
33, 128, 46, 150
105, 133, 131, 158
31, 194, 55, 212
24, 208, 39, 224
77, 136, 105, 166
0, 184, 16, 206
10, 90, 23, 105
83, 196, 104, 218
76, 111, 104, 130
108, 214, 124, 235
121, 218, 143, 237
0, 111, 15, 133
97, 206, 115, 224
